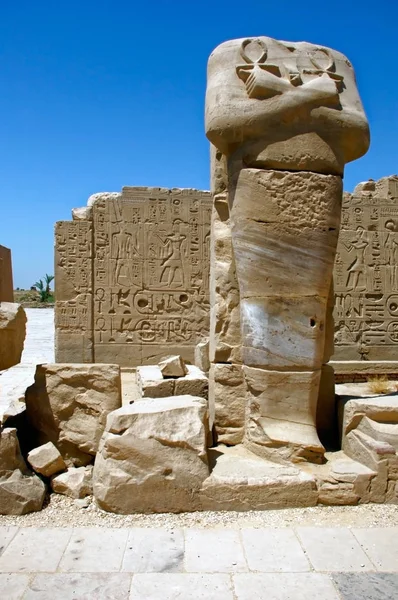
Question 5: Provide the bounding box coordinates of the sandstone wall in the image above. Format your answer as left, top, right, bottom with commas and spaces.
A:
0, 245, 13, 302
55, 187, 212, 366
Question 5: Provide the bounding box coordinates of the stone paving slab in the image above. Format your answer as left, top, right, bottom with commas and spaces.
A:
0, 573, 30, 600
0, 525, 18, 555
331, 572, 398, 600
296, 527, 375, 572
241, 527, 310, 572
184, 528, 247, 573
129, 573, 234, 599
24, 573, 132, 600
59, 528, 129, 573
0, 528, 72, 573
233, 572, 341, 600
352, 527, 398, 572
121, 528, 184, 573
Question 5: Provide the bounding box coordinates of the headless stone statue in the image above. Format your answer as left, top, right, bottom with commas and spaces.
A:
205, 37, 369, 463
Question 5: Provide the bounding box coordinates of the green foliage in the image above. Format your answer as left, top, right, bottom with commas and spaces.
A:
33, 274, 54, 303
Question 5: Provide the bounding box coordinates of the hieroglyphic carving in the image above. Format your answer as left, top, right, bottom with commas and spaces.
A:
56, 187, 211, 366
333, 176, 398, 360
55, 220, 93, 362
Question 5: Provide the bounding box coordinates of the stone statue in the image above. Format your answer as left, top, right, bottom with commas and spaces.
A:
205, 37, 369, 463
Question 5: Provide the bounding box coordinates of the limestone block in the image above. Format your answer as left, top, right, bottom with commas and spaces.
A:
386, 480, 398, 504
174, 366, 208, 399
136, 366, 174, 398
93, 396, 209, 513
194, 339, 210, 373
357, 417, 398, 452
51, 466, 93, 499
25, 363, 122, 466
341, 396, 398, 438
209, 363, 245, 445
0, 427, 28, 474
0, 303, 26, 370
27, 442, 66, 477
200, 445, 318, 510
159, 355, 188, 378
343, 429, 393, 502
312, 454, 376, 505
0, 469, 46, 515
244, 366, 324, 462
206, 37, 369, 172
0, 428, 46, 515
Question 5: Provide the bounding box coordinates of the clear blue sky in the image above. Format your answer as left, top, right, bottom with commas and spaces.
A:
1, 0, 397, 288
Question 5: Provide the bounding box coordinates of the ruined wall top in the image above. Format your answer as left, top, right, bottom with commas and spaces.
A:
205, 36, 369, 175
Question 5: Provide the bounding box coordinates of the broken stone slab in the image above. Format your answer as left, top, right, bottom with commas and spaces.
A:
200, 445, 318, 510
51, 466, 93, 499
136, 365, 208, 400
357, 416, 398, 452
136, 366, 174, 398
158, 355, 188, 378
340, 395, 398, 439
93, 395, 209, 513
25, 363, 122, 467
0, 427, 46, 515
174, 366, 208, 399
27, 442, 66, 477
0, 302, 26, 370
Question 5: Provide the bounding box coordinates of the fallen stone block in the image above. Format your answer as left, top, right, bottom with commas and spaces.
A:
174, 365, 208, 399
136, 366, 174, 398
0, 469, 46, 515
0, 427, 46, 515
52, 466, 93, 499
0, 303, 26, 370
194, 339, 210, 373
159, 355, 188, 378
25, 363, 122, 466
93, 395, 209, 513
27, 442, 66, 477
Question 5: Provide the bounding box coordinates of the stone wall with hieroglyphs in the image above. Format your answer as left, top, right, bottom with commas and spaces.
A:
55, 187, 212, 366
333, 176, 398, 361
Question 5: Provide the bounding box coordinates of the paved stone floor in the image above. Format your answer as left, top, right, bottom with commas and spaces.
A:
0, 526, 397, 599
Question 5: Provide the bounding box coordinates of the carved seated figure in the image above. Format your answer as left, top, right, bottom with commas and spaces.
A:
205, 37, 369, 463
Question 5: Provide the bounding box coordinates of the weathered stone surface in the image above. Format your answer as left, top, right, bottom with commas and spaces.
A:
51, 466, 93, 498
206, 37, 368, 463
93, 396, 209, 513
159, 355, 188, 378
244, 366, 324, 463
136, 365, 208, 400
0, 245, 13, 302
55, 187, 212, 366
0, 428, 46, 515
27, 442, 66, 477
25, 363, 122, 466
206, 37, 369, 173
136, 366, 174, 398
0, 303, 26, 370
333, 176, 398, 363
200, 445, 318, 510
174, 366, 208, 398
72, 206, 92, 221
209, 363, 245, 445
341, 395, 398, 438
195, 339, 210, 373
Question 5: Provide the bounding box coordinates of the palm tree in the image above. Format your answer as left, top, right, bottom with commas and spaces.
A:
33, 274, 54, 302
